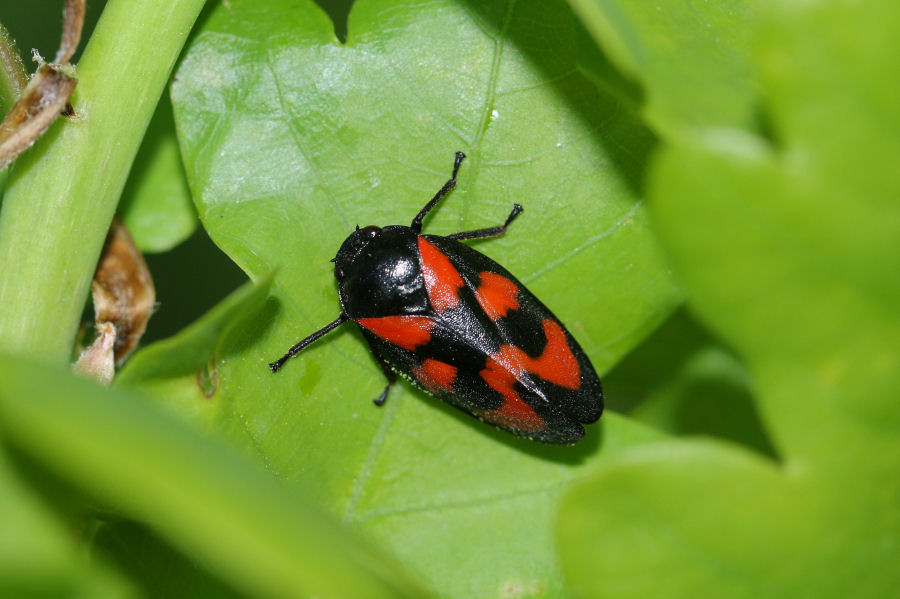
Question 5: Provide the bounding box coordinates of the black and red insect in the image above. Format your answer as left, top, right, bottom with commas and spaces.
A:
269, 152, 603, 444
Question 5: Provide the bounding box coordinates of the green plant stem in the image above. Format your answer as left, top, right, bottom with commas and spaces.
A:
0, 0, 207, 364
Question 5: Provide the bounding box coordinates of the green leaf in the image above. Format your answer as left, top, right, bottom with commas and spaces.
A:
0, 355, 427, 599
116, 274, 272, 422
119, 94, 197, 253
0, 452, 133, 598
165, 0, 680, 595
568, 0, 758, 136
605, 309, 776, 457
92, 520, 243, 599
122, 273, 268, 378
560, 440, 802, 599
559, 1, 900, 597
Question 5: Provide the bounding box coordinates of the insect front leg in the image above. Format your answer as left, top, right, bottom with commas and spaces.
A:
445, 203, 523, 241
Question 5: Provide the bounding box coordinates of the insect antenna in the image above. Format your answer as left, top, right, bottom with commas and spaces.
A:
269, 313, 348, 372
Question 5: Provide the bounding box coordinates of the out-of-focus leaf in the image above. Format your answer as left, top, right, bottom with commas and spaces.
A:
0, 354, 428, 599
568, 0, 757, 137
0, 452, 133, 598
92, 520, 243, 599
604, 309, 776, 457
559, 1, 900, 597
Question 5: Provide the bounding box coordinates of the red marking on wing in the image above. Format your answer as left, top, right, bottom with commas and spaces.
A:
411, 358, 457, 394
476, 319, 580, 433
475, 271, 519, 320
418, 236, 464, 312
356, 315, 434, 351
484, 319, 581, 390
477, 359, 546, 432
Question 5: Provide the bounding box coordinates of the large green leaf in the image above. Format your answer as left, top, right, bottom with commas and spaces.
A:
559, 0, 900, 596
163, 0, 679, 595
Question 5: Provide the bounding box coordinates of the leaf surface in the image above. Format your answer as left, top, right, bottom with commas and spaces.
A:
165, 0, 681, 595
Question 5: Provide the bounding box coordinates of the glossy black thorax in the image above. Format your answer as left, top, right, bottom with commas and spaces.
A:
335, 225, 428, 318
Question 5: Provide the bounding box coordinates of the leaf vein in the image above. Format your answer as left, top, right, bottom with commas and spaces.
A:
343, 395, 401, 522
521, 199, 643, 284
354, 480, 566, 524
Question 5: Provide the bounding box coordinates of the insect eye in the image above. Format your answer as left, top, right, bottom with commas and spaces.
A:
359, 225, 379, 238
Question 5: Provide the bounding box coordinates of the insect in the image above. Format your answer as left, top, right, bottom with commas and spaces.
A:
269, 152, 603, 444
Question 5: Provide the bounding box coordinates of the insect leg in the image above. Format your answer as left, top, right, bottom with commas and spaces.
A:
268, 313, 348, 373
362, 335, 398, 406
445, 203, 523, 241
410, 151, 466, 233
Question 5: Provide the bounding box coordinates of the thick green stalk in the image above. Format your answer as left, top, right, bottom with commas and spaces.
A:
0, 0, 207, 363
